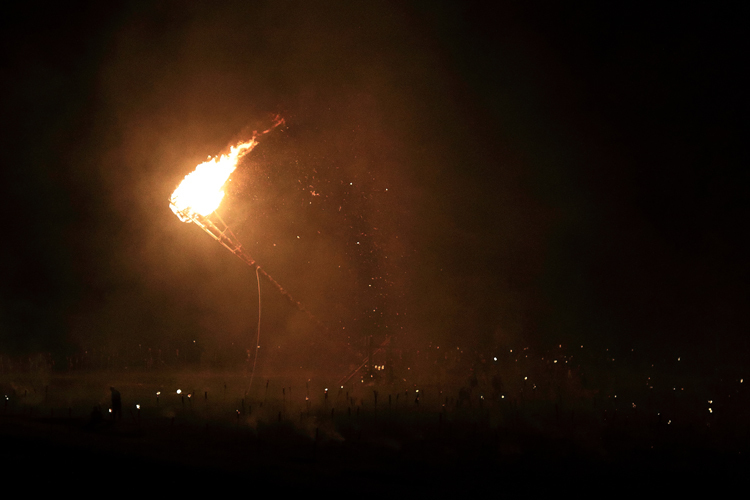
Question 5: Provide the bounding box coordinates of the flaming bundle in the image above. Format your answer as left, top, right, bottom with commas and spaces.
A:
169, 118, 324, 330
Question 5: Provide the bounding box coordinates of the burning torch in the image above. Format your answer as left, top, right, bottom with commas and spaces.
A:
168, 118, 325, 331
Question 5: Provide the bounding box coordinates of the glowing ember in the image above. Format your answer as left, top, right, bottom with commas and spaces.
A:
170, 139, 258, 222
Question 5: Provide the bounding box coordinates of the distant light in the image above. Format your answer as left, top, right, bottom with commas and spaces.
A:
136, 404, 140, 410
493, 357, 497, 361
176, 389, 182, 394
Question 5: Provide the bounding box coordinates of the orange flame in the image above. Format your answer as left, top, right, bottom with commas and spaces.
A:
169, 139, 257, 222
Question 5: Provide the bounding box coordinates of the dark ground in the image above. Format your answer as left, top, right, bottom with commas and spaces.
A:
2, 362, 747, 492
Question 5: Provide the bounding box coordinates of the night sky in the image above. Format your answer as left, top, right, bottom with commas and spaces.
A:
2, 2, 746, 371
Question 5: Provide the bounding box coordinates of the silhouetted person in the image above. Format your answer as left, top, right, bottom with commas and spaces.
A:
110, 387, 122, 421
88, 405, 103, 429
457, 387, 471, 408
492, 374, 504, 400
469, 371, 479, 390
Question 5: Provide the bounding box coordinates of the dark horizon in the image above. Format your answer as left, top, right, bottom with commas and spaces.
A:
2, 1, 747, 373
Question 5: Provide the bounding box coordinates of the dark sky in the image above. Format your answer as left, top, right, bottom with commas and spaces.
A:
1, 2, 746, 369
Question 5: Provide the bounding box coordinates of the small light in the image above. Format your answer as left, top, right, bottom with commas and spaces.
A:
136, 404, 140, 410
176, 389, 182, 394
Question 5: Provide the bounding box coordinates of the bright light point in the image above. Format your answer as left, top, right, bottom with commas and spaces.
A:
494, 357, 497, 361
136, 404, 140, 409
176, 389, 182, 394
709, 408, 712, 413
156, 392, 161, 396
524, 376, 527, 380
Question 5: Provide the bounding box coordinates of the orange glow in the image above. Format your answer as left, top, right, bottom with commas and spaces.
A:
170, 139, 258, 222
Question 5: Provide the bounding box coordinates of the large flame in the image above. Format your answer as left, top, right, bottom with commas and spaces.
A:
169, 139, 257, 222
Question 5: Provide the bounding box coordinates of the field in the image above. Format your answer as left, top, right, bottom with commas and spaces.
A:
2, 360, 748, 493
